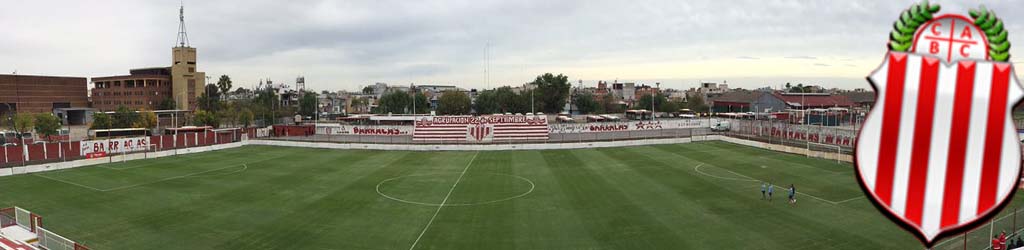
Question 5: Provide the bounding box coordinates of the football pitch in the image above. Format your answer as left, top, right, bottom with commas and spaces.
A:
1, 141, 1021, 249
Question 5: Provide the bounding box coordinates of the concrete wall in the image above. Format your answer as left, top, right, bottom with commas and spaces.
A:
0, 134, 852, 178
0, 141, 246, 177
250, 135, 718, 152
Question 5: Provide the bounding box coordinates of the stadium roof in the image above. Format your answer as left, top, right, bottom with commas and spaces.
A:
770, 92, 854, 107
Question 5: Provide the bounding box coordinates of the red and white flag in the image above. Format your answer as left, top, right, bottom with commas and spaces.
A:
857, 51, 1023, 242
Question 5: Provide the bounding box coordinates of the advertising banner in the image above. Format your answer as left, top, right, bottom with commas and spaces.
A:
413, 115, 549, 142
80, 137, 150, 159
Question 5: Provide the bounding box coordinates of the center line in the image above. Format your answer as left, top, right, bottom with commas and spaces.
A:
408, 151, 479, 250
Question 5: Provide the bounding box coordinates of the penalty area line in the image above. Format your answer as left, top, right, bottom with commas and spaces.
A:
33, 174, 105, 192
692, 162, 861, 206
408, 151, 479, 250
101, 164, 248, 192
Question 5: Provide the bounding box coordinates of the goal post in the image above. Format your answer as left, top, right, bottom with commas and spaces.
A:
806, 142, 842, 164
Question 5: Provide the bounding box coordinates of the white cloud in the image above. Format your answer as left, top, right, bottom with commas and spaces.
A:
1, 0, 1022, 91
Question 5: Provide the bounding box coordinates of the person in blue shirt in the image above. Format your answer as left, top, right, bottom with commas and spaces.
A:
767, 183, 774, 202
788, 184, 797, 204
761, 182, 767, 200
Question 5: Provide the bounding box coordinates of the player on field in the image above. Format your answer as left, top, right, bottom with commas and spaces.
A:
767, 183, 774, 202
761, 182, 767, 200
786, 184, 794, 203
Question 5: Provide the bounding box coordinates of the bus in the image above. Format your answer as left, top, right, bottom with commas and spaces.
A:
625, 110, 652, 120
678, 109, 697, 119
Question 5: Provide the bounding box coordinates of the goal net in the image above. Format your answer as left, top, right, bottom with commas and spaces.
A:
806, 142, 843, 164
212, 128, 243, 144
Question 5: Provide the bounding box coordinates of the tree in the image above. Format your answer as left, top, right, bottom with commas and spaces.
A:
494, 86, 518, 113
253, 87, 279, 124
350, 97, 369, 114
135, 110, 158, 129
91, 112, 112, 130
159, 97, 176, 110
217, 75, 233, 97
113, 106, 139, 128
377, 90, 410, 114
514, 89, 540, 114
437, 90, 471, 115
193, 110, 220, 128
299, 91, 319, 117
11, 113, 34, 140
199, 84, 222, 112
473, 90, 500, 115
600, 94, 624, 114
412, 92, 430, 114
531, 73, 571, 114
686, 93, 709, 113
637, 93, 670, 112
362, 86, 374, 95
33, 113, 61, 141
573, 92, 598, 114
659, 98, 680, 113
238, 108, 254, 128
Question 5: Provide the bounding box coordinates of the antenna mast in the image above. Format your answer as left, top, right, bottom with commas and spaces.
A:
176, 2, 190, 47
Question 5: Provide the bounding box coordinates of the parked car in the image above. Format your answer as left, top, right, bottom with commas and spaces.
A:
711, 121, 731, 132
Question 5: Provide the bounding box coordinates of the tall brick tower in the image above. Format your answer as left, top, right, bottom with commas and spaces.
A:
171, 3, 205, 110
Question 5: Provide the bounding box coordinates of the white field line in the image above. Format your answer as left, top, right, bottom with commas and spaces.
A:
34, 164, 249, 192
33, 174, 105, 192
693, 164, 758, 182
35, 152, 287, 192
408, 151, 479, 250
692, 163, 860, 206
832, 196, 865, 204
102, 164, 248, 192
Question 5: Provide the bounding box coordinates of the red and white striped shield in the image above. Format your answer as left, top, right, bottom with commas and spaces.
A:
466, 124, 494, 142
857, 51, 1023, 244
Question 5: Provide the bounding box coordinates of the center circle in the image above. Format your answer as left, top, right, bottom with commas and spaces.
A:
376, 172, 535, 206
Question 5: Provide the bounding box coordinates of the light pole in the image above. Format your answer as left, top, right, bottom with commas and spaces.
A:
651, 92, 659, 121
652, 83, 659, 121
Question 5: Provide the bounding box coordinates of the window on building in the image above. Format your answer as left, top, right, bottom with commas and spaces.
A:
188, 67, 195, 73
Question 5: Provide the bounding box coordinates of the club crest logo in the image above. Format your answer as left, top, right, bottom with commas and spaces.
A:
856, 1, 1021, 246
466, 124, 494, 142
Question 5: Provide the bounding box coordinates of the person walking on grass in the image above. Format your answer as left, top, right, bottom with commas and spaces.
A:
767, 183, 774, 202
761, 182, 767, 200
788, 184, 797, 204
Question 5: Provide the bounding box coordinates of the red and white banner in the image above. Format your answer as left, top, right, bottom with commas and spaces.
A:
727, 119, 859, 147
857, 52, 1023, 242
80, 137, 150, 159
316, 124, 412, 136
548, 119, 707, 134
413, 115, 548, 142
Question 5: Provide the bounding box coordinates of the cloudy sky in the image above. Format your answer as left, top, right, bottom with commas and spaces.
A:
2, 0, 1023, 92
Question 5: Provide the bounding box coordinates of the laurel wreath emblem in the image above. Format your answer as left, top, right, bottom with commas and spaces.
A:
969, 7, 1011, 62
888, 1, 1011, 62
888, 1, 941, 52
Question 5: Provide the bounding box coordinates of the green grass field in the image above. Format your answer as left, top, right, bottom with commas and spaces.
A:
1, 141, 1022, 249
